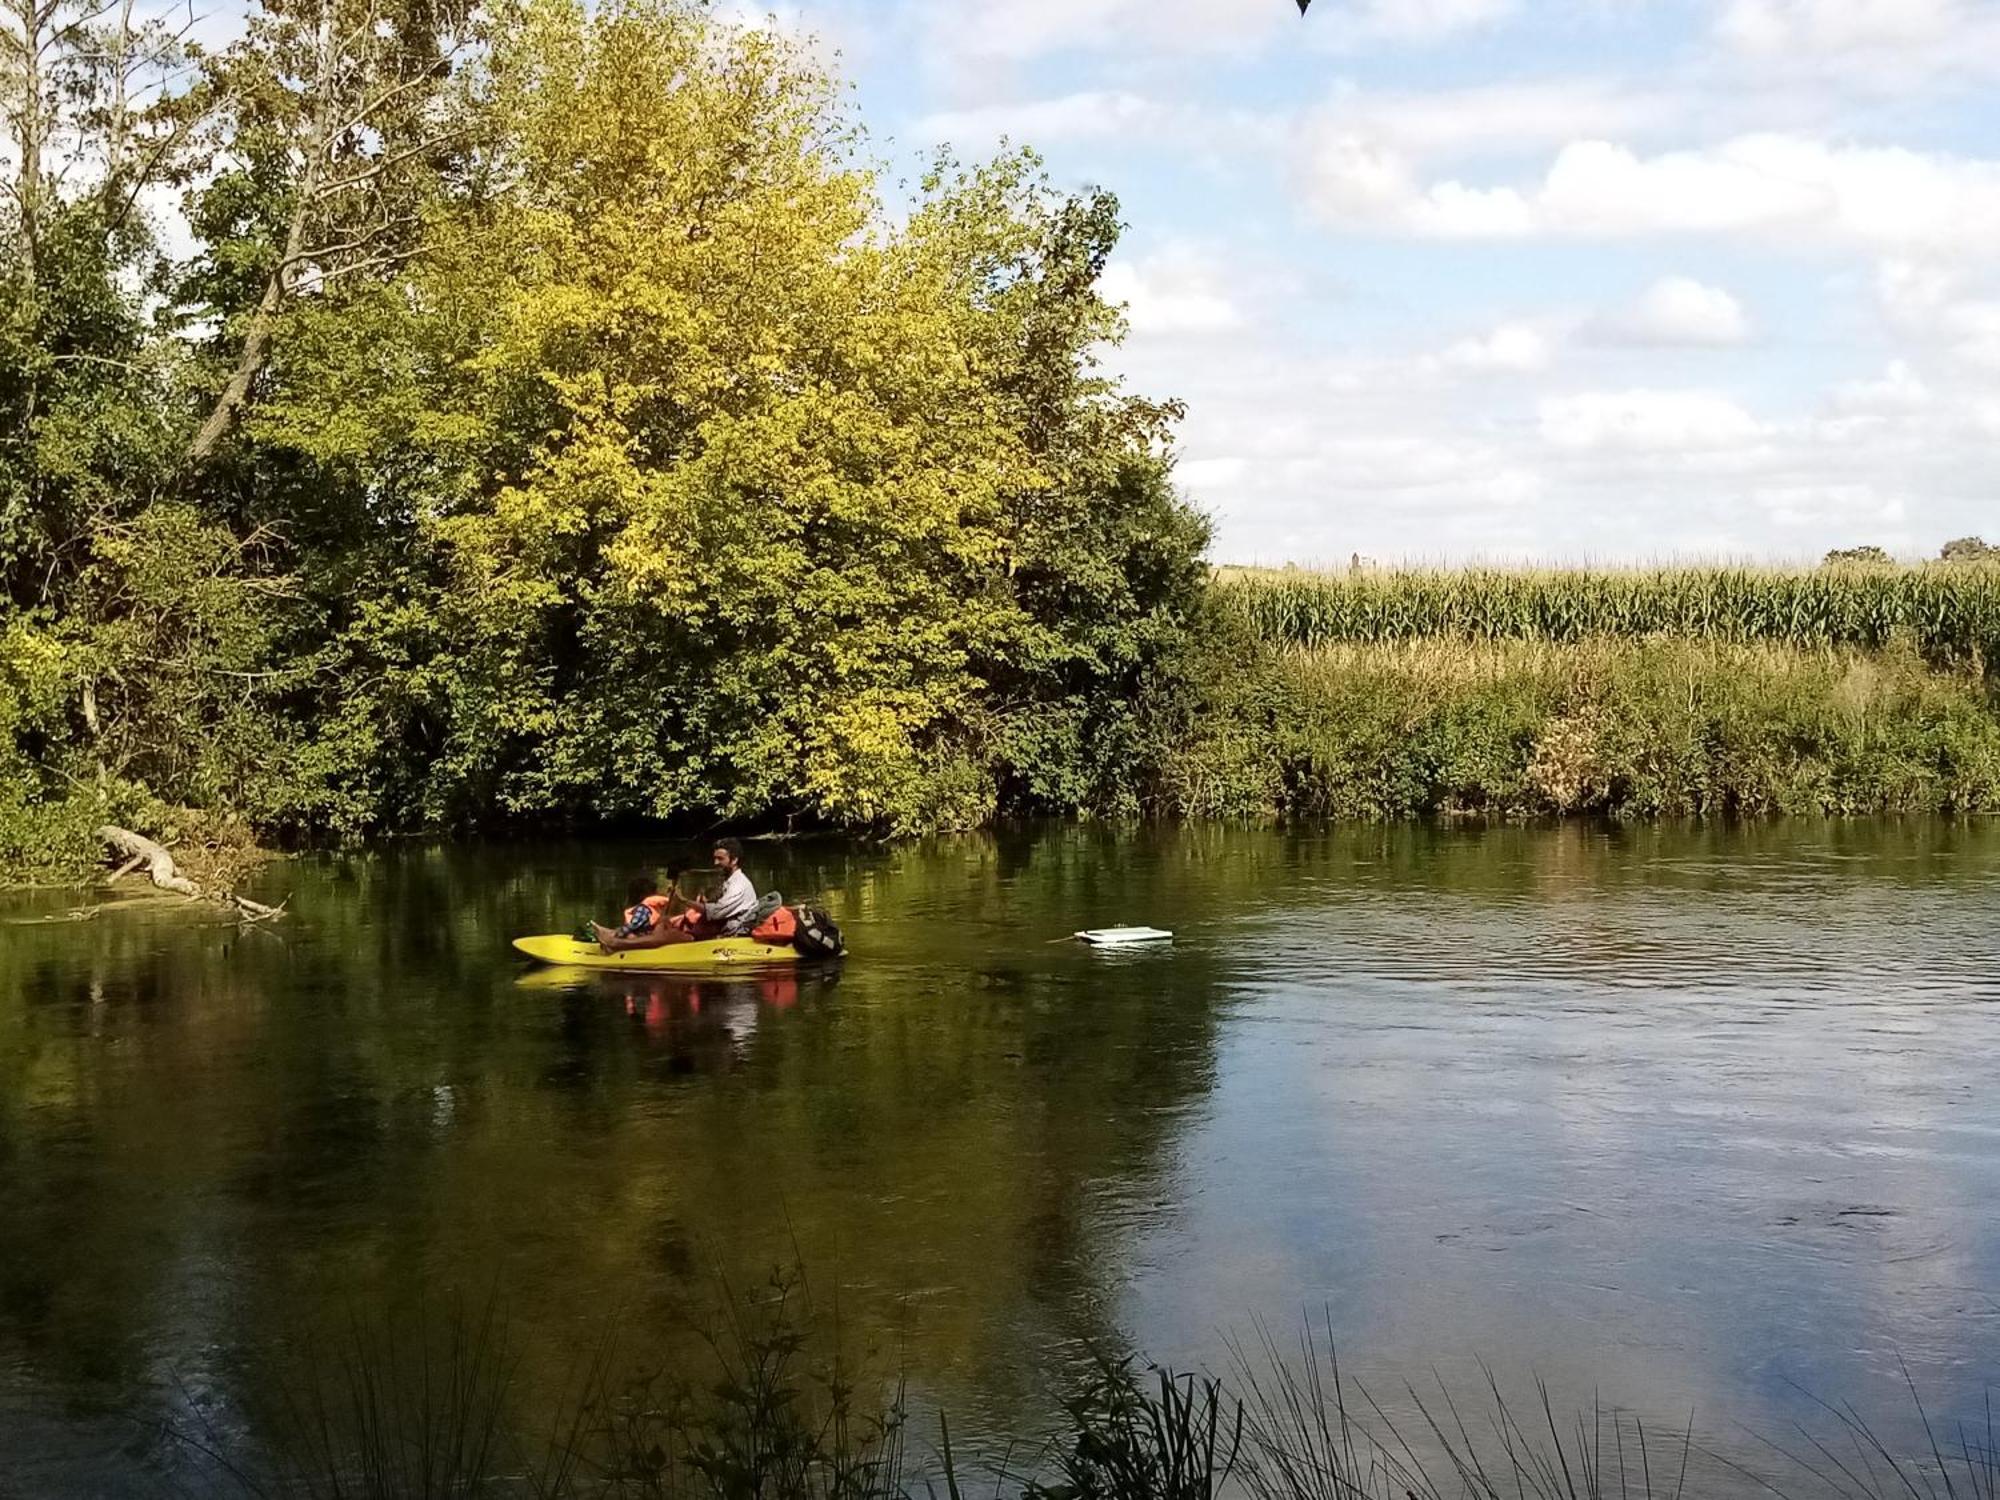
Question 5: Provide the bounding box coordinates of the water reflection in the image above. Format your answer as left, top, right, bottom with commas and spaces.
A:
1, 823, 1998, 1494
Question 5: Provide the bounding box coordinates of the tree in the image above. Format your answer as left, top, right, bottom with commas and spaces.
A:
1823, 545, 1892, 566
179, 0, 477, 463
2, 0, 1212, 864
250, 0, 1206, 836
1940, 536, 1998, 563
1, 0, 195, 603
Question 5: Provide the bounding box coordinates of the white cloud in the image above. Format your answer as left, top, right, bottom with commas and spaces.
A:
911, 0, 1284, 67
1309, 0, 1517, 48
1306, 80, 1678, 162
1716, 0, 1962, 56
1100, 249, 1244, 336
1539, 389, 1767, 451
1876, 260, 2000, 369
1751, 481, 1909, 534
911, 92, 1281, 157
1830, 360, 1932, 414
1302, 133, 2000, 260
1126, 318, 2000, 560
1438, 323, 1554, 373
1707, 0, 2000, 93
1593, 277, 1751, 346
915, 90, 1159, 147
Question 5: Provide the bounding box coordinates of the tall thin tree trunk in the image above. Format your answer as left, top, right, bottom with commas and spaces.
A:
185, 0, 337, 465
104, 0, 133, 188
14, 0, 45, 293
185, 210, 306, 463
7, 0, 52, 540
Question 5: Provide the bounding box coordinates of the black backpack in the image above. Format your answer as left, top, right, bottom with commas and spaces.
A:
791, 905, 843, 958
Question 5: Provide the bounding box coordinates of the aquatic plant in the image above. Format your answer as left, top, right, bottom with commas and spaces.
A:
1025, 1357, 1241, 1500
160, 1282, 2000, 1500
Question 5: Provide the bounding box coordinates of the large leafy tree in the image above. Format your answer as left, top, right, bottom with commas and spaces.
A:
256, 0, 1206, 835
3, 0, 1210, 863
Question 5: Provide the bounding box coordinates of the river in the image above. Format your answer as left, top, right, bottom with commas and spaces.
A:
3, 822, 1998, 1495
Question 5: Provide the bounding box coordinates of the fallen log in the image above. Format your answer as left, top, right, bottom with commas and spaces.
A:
96, 826, 287, 922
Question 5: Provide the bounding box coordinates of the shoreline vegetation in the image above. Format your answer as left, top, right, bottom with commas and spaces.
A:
1173, 563, 2000, 824
4, 0, 1998, 889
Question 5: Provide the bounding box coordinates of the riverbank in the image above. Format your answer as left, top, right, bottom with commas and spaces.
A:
1148, 633, 2000, 821
1140, 562, 2000, 821
10, 562, 2000, 888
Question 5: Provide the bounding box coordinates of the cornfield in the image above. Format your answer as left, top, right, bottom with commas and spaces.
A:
1219, 565, 2000, 665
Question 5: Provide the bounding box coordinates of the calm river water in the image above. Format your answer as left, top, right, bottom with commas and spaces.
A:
3, 823, 1999, 1495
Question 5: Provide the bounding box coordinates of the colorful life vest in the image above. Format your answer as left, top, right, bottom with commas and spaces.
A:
627, 893, 674, 931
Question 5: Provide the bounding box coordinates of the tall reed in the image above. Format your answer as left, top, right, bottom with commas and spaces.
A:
160, 1286, 1997, 1500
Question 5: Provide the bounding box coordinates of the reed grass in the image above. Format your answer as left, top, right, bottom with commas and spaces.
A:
1215, 566, 2000, 667
1146, 636, 2000, 820
160, 1287, 1997, 1500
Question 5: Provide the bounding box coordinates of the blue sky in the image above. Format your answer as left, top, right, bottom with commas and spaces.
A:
736, 0, 2000, 564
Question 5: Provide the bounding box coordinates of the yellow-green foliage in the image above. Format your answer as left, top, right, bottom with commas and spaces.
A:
0, 619, 101, 881
1155, 636, 2000, 821
238, 0, 1206, 840
1, 0, 1208, 874
1218, 565, 2000, 665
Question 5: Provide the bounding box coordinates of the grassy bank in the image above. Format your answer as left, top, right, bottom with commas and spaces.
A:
1147, 633, 2000, 821
1145, 564, 2000, 823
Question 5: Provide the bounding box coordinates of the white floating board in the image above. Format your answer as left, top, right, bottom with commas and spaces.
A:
1075, 926, 1174, 947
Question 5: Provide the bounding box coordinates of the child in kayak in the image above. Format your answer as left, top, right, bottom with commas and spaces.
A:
586, 874, 679, 951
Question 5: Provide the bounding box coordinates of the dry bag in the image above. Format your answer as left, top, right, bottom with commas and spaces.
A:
791, 906, 843, 958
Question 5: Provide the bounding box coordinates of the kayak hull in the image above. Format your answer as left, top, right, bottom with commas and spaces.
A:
512, 934, 804, 970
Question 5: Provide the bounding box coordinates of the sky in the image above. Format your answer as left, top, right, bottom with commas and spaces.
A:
730, 0, 2000, 565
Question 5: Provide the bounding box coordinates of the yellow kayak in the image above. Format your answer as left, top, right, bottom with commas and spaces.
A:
511, 934, 804, 970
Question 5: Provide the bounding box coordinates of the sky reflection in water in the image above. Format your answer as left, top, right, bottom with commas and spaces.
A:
1, 822, 1997, 1495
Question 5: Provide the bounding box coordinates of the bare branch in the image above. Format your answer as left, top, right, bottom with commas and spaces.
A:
50, 352, 149, 372
324, 42, 464, 149
281, 210, 417, 268
296, 242, 419, 285
311, 127, 461, 198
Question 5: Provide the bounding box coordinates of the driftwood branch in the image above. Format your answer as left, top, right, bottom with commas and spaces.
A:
96, 825, 287, 921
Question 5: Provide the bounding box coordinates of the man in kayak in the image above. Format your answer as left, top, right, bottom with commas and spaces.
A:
593, 839, 759, 950
687, 839, 760, 937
